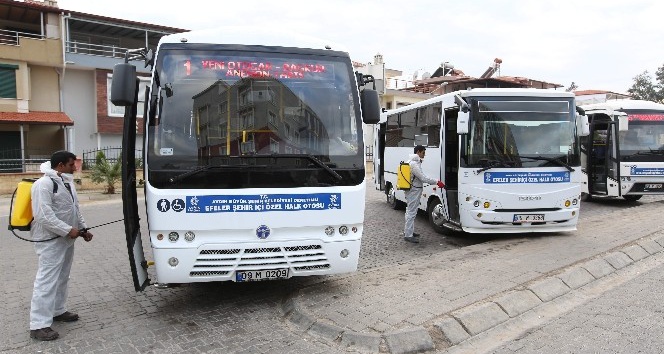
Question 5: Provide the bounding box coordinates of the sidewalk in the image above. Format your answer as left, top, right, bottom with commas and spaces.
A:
282, 199, 664, 353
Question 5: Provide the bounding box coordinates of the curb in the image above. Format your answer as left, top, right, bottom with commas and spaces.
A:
281, 234, 664, 353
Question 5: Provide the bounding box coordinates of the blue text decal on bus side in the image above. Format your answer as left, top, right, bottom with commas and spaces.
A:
630, 166, 664, 176
185, 193, 341, 213
484, 171, 571, 184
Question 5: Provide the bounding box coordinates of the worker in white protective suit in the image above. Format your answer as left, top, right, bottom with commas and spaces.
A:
403, 145, 445, 243
29, 151, 93, 341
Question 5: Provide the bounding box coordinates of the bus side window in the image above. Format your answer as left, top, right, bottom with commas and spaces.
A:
398, 110, 416, 147
385, 113, 400, 147
422, 105, 440, 147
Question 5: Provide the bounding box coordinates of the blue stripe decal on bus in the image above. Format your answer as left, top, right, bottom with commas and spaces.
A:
483, 171, 570, 184
630, 167, 664, 176
185, 193, 341, 213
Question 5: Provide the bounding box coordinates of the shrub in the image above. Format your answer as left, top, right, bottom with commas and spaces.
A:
87, 151, 121, 194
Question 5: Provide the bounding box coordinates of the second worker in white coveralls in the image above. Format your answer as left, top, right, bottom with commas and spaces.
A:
404, 145, 445, 243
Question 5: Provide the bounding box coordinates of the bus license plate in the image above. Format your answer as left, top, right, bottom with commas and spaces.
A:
645, 184, 662, 190
235, 269, 289, 282
513, 214, 544, 223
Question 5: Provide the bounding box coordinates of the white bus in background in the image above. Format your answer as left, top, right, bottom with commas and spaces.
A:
580, 99, 664, 202
110, 28, 381, 291
374, 88, 589, 235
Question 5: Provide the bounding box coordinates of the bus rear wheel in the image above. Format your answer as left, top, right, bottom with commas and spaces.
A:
387, 185, 406, 210
623, 195, 642, 202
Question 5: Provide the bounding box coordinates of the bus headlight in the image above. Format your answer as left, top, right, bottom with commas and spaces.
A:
572, 199, 578, 206
483, 201, 491, 208
340, 249, 349, 258
168, 232, 179, 242
564, 200, 571, 207
473, 200, 480, 207
339, 225, 349, 235
184, 231, 195, 242
168, 257, 179, 267
325, 226, 335, 236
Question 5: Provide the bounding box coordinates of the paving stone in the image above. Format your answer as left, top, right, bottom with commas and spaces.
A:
453, 302, 509, 336
527, 277, 570, 302
339, 331, 382, 353
655, 235, 664, 248
557, 266, 595, 289
307, 320, 343, 342
581, 258, 615, 279
384, 327, 434, 354
494, 290, 543, 317
621, 244, 650, 261
604, 251, 633, 270
638, 239, 664, 255
433, 316, 470, 345
288, 310, 316, 331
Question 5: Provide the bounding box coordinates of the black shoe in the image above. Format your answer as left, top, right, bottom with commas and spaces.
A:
404, 236, 420, 243
413, 233, 420, 237
53, 311, 79, 322
30, 327, 59, 341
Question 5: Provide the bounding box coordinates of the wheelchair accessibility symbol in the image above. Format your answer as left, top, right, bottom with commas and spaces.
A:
171, 199, 185, 212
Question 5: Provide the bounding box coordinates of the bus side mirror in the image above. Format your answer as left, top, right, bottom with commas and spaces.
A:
577, 113, 590, 136
618, 115, 629, 131
111, 63, 137, 106
457, 111, 469, 134
361, 89, 381, 124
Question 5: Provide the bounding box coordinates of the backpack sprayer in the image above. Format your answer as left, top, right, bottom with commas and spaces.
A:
8, 178, 123, 242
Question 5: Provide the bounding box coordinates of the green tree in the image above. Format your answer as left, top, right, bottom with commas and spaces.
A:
88, 151, 121, 194
628, 64, 664, 102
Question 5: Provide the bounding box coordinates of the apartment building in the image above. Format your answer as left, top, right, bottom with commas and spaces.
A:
0, 0, 185, 171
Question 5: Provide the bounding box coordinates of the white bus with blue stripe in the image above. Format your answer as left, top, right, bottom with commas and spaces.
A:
374, 88, 589, 234
580, 99, 664, 202
110, 28, 380, 291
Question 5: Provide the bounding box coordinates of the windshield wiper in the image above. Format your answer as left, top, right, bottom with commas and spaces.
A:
518, 155, 575, 172
474, 159, 514, 174
624, 148, 664, 158
269, 153, 343, 181
169, 164, 257, 184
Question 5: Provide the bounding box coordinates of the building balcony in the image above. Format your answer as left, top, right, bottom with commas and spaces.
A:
0, 29, 62, 66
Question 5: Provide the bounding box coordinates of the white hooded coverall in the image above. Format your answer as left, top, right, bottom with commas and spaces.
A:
29, 161, 87, 330
404, 153, 438, 238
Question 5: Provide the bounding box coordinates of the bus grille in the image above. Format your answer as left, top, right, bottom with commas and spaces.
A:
190, 244, 329, 277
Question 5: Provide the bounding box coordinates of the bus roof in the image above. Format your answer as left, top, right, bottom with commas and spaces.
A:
158, 27, 348, 53
379, 88, 574, 120
580, 99, 664, 112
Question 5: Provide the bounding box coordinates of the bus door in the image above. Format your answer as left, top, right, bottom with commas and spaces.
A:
442, 108, 460, 223
588, 121, 618, 195
374, 122, 386, 190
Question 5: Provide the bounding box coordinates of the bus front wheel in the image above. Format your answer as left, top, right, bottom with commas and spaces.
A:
427, 199, 456, 236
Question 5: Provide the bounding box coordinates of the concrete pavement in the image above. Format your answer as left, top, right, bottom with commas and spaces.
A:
281, 197, 664, 353
2, 188, 664, 353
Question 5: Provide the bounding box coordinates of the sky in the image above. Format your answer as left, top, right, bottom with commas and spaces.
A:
55, 0, 664, 94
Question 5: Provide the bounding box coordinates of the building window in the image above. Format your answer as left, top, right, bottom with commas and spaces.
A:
107, 74, 150, 117
270, 137, 280, 153
268, 110, 277, 126
239, 87, 252, 106
240, 109, 254, 129
0, 64, 18, 99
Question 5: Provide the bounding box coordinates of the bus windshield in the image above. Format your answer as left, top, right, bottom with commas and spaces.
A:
462, 98, 579, 168
146, 47, 364, 188
619, 111, 664, 158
